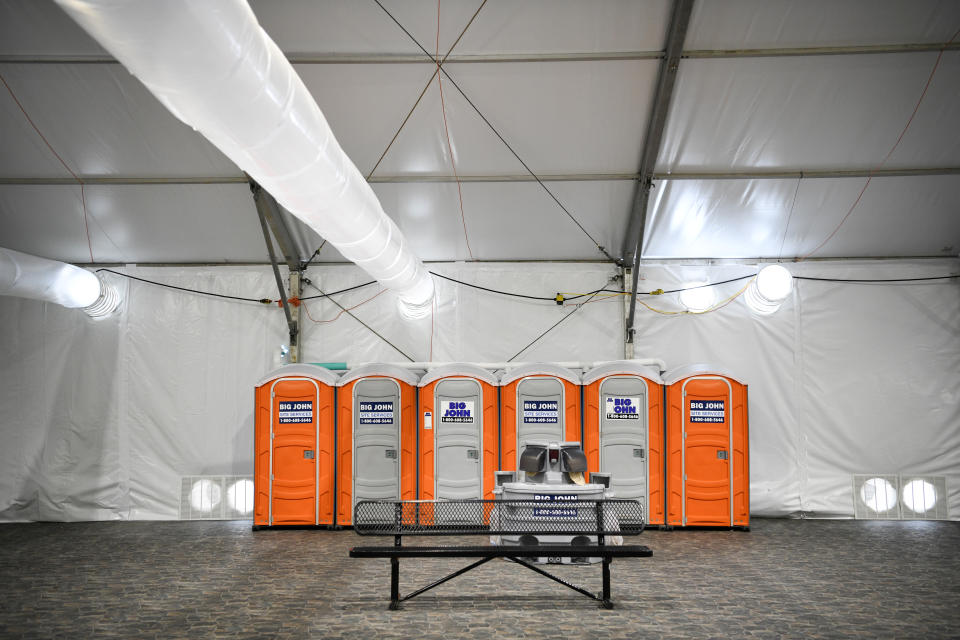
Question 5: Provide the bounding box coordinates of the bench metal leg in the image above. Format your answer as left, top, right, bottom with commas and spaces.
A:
390, 557, 400, 610
506, 557, 602, 603
600, 557, 613, 609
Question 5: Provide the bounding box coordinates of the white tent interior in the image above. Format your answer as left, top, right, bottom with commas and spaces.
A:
0, 0, 957, 521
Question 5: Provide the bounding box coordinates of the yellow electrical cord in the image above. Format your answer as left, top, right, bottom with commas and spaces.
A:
636, 277, 756, 316
562, 278, 755, 315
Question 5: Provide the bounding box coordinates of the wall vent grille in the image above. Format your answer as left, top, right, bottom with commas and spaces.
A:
179, 475, 254, 520
853, 475, 900, 520
899, 475, 949, 520
853, 474, 949, 520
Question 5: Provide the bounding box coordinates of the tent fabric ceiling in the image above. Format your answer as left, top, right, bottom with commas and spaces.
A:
0, 0, 958, 265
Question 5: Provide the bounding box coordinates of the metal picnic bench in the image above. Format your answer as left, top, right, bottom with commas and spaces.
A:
349, 498, 652, 609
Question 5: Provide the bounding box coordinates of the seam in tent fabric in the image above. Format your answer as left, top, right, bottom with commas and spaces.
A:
366, 0, 487, 181
0, 72, 94, 263
303, 278, 415, 361
799, 27, 960, 260
436, 0, 475, 260
373, 0, 614, 263
505, 275, 619, 361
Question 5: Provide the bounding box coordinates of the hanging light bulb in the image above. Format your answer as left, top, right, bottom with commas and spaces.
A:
679, 283, 716, 313
745, 264, 793, 315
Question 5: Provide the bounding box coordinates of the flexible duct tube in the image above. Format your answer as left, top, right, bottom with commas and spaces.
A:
0, 247, 119, 317
55, 0, 435, 317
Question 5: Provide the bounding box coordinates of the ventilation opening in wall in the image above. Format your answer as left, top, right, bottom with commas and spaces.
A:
853, 474, 949, 521
853, 475, 900, 520
899, 475, 948, 520
179, 476, 254, 520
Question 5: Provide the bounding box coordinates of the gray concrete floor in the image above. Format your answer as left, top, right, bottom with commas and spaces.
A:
1, 518, 958, 639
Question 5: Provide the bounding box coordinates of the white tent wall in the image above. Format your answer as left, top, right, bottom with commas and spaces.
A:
0, 260, 957, 521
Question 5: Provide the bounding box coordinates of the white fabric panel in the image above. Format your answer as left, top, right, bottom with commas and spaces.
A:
643, 176, 960, 259
660, 53, 960, 171
686, 0, 960, 49
325, 0, 670, 57
377, 60, 658, 175
631, 264, 802, 516
0, 0, 107, 56
0, 260, 957, 521
371, 180, 631, 261
0, 184, 266, 264
630, 258, 960, 518
0, 65, 237, 178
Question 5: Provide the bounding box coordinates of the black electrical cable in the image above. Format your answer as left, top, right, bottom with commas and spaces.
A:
655, 275, 755, 294
302, 279, 415, 362
97, 268, 382, 304
95, 268, 271, 303
793, 274, 959, 283
430, 271, 556, 301
506, 278, 617, 362
372, 0, 615, 263
299, 279, 377, 301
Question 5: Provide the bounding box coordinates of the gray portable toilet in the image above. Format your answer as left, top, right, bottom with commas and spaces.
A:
582, 361, 664, 525
336, 364, 419, 526
419, 364, 499, 501
500, 363, 582, 471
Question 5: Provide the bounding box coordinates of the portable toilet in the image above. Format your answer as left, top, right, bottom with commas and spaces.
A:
419, 364, 499, 502
500, 363, 581, 470
253, 363, 339, 528
582, 361, 664, 525
336, 364, 419, 526
664, 364, 749, 528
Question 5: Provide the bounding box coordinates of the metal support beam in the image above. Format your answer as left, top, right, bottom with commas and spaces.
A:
622, 0, 694, 344
250, 180, 299, 360
3, 167, 958, 186
2, 42, 956, 65
247, 177, 300, 271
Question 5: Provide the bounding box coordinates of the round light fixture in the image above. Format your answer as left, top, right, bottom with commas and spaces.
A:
679, 283, 716, 313
901, 479, 937, 513
190, 479, 222, 513
745, 264, 793, 315
859, 477, 897, 513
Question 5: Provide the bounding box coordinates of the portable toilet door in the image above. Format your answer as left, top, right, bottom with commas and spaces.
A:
664, 365, 749, 528
253, 364, 338, 527
336, 364, 419, 526
582, 361, 664, 525
500, 364, 581, 470
419, 364, 499, 502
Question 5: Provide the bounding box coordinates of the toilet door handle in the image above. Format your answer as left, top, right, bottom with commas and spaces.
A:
717, 450, 728, 460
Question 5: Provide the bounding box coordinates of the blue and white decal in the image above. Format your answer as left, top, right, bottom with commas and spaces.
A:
605, 396, 641, 420
523, 400, 559, 424
278, 401, 313, 424
689, 400, 725, 423
440, 400, 475, 424
359, 401, 394, 425
532, 494, 579, 518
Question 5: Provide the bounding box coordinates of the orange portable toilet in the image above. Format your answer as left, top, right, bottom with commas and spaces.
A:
253, 364, 338, 528
500, 363, 581, 471
419, 364, 499, 501
664, 365, 749, 528
582, 361, 664, 525
336, 364, 418, 526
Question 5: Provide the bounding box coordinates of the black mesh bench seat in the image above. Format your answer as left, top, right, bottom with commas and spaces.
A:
349, 499, 652, 609
350, 544, 653, 559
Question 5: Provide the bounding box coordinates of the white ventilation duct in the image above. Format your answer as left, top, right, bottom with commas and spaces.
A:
744, 265, 793, 315
0, 247, 120, 318
55, 0, 435, 318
